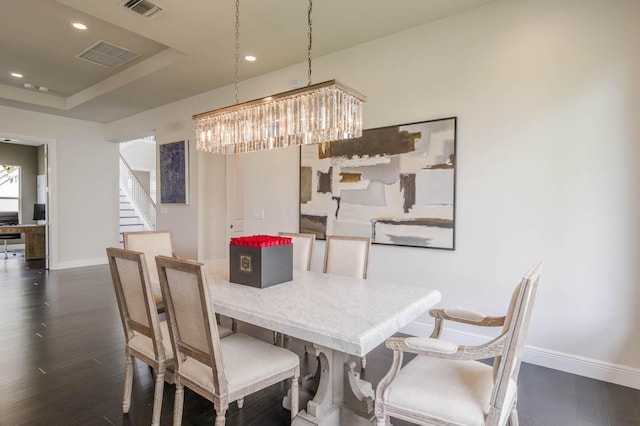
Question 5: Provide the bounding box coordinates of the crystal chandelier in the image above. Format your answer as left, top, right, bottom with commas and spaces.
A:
193, 0, 365, 154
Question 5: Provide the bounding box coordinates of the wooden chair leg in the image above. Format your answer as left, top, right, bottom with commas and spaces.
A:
151, 366, 165, 426
376, 416, 390, 426
173, 381, 184, 426
122, 355, 134, 413
509, 406, 519, 426
214, 407, 227, 426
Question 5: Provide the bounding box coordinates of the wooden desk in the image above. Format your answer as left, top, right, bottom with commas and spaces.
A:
204, 259, 441, 426
0, 225, 45, 260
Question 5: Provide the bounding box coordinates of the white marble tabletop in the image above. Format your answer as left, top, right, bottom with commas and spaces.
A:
204, 259, 441, 357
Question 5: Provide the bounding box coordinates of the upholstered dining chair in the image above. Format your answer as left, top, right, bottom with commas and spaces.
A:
323, 235, 370, 279
279, 231, 316, 271
155, 255, 300, 426
106, 247, 174, 426
374, 262, 542, 426
123, 230, 177, 312
323, 235, 371, 368
271, 232, 317, 346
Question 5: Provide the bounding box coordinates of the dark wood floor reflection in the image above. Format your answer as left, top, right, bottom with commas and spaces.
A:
1, 259, 639, 425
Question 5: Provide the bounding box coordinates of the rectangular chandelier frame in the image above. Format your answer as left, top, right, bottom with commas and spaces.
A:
193, 80, 365, 154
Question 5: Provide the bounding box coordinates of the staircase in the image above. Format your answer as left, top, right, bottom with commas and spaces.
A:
119, 189, 146, 243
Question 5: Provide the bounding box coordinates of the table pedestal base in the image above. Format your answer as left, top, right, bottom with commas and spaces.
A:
286, 344, 375, 426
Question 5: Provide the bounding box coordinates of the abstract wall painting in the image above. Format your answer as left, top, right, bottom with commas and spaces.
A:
160, 140, 188, 204
300, 117, 456, 249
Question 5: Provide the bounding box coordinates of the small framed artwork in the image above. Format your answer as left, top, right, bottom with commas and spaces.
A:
300, 117, 457, 250
159, 140, 189, 204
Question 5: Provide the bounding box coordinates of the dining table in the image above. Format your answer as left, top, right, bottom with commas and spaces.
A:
204, 259, 441, 426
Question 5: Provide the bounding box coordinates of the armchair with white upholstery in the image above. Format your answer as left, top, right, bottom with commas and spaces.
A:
374, 262, 542, 426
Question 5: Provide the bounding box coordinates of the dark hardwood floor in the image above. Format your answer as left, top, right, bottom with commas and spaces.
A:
1, 256, 639, 425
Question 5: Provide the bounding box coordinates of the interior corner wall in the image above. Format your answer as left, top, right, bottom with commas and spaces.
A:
0, 106, 120, 269
104, 0, 640, 386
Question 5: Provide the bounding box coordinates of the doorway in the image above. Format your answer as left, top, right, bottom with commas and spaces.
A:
0, 138, 49, 269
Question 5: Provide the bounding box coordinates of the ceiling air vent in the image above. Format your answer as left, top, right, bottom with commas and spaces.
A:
121, 0, 165, 18
76, 41, 139, 68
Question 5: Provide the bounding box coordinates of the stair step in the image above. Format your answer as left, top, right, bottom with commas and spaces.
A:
120, 223, 145, 233
120, 216, 143, 225
119, 187, 152, 235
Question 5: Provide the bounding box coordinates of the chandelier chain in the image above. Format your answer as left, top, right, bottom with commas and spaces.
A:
235, 0, 240, 104
307, 0, 312, 86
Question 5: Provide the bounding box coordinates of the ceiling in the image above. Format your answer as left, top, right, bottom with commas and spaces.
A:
0, 0, 497, 124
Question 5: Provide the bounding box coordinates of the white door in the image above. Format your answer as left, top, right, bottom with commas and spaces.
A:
226, 154, 244, 250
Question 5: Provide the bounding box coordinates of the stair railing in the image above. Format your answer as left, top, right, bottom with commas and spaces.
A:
119, 155, 156, 230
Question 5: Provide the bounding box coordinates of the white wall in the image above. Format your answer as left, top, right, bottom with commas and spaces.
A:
105, 0, 640, 387
0, 106, 120, 269
120, 140, 156, 172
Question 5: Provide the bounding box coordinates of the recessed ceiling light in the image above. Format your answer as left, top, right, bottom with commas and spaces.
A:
72, 22, 88, 30
244, 55, 257, 62
10, 72, 23, 78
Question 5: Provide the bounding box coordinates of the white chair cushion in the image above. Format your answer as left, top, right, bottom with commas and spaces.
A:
128, 320, 174, 361
404, 337, 458, 354
444, 308, 487, 322
384, 355, 516, 426
180, 333, 299, 394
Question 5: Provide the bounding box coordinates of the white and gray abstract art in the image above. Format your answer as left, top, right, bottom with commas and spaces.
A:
300, 117, 456, 249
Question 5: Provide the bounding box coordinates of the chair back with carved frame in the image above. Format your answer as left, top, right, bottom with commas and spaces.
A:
374, 262, 542, 426
156, 255, 300, 425
106, 247, 173, 426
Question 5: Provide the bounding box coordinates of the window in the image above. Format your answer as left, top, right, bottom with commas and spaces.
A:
0, 165, 20, 213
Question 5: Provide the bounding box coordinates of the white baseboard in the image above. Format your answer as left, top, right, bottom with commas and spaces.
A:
401, 320, 640, 390
51, 257, 108, 270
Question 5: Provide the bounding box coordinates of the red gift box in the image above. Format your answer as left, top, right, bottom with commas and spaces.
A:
229, 235, 293, 288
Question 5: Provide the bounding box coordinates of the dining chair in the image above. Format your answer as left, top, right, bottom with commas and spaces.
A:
279, 231, 316, 271
106, 247, 174, 426
123, 230, 177, 312
271, 232, 317, 346
155, 255, 300, 426
323, 235, 371, 368
323, 235, 370, 279
374, 262, 542, 426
